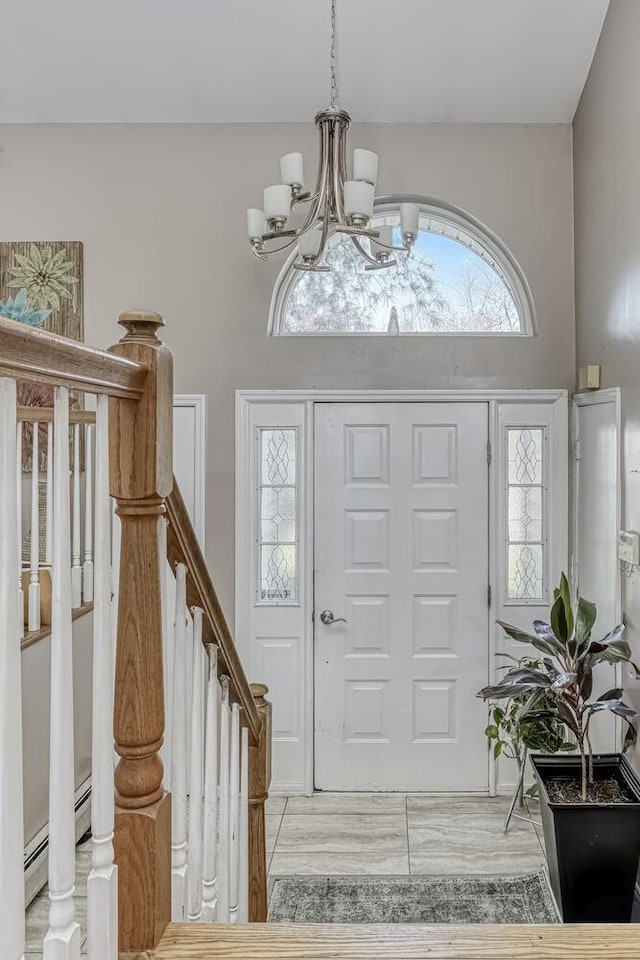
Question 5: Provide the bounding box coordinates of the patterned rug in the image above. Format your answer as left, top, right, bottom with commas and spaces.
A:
269, 872, 560, 925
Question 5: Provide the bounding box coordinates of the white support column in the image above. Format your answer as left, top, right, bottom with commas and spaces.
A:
217, 678, 231, 922
82, 422, 94, 603
239, 725, 249, 923
0, 378, 25, 960
201, 646, 219, 922
187, 608, 204, 921
45, 421, 53, 567
229, 703, 241, 924
44, 386, 81, 960
171, 562, 189, 920
16, 419, 23, 640
28, 421, 41, 632
86, 396, 117, 960
71, 421, 82, 608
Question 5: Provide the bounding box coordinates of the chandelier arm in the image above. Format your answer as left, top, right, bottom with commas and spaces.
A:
296, 117, 330, 238
303, 180, 333, 270
259, 236, 299, 256
350, 234, 395, 270
333, 119, 346, 223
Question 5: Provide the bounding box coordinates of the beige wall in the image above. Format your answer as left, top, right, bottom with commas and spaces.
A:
574, 0, 640, 759
0, 123, 575, 618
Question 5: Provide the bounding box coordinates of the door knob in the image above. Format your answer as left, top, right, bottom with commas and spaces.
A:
320, 609, 347, 625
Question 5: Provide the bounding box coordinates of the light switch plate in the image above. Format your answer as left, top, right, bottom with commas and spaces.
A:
578, 365, 601, 390
618, 530, 640, 566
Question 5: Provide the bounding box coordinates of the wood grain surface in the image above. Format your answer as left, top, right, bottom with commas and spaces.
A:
155, 921, 640, 959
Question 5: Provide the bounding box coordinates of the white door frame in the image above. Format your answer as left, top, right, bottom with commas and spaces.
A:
173, 394, 207, 547
572, 388, 622, 751
236, 389, 568, 795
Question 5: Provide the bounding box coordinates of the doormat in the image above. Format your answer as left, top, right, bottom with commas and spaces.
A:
269, 872, 559, 925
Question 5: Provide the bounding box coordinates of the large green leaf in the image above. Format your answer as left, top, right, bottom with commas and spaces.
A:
554, 573, 574, 639
532, 620, 567, 658
590, 697, 636, 719
497, 620, 565, 659
574, 597, 597, 650
550, 594, 568, 644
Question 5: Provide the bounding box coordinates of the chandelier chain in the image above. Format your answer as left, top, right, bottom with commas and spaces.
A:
330, 0, 338, 108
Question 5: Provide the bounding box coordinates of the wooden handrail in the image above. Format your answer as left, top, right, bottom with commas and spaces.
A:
165, 478, 261, 747
17, 405, 96, 424
0, 315, 147, 399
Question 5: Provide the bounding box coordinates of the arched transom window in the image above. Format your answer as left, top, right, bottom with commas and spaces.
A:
269, 198, 535, 336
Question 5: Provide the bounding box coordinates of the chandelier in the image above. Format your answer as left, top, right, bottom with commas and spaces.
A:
246, 0, 419, 273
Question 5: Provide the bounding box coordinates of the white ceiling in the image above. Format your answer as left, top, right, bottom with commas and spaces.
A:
0, 1, 610, 124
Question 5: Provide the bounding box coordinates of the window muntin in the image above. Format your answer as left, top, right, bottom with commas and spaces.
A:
506, 427, 546, 601
272, 200, 533, 337
257, 428, 298, 603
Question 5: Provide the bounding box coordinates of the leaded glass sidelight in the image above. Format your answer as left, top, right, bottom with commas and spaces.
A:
258, 428, 298, 602
506, 427, 545, 601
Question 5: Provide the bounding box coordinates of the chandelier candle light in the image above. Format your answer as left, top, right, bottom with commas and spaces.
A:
246, 0, 419, 273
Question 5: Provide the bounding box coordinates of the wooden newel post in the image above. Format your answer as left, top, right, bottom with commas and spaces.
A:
109, 311, 173, 951
248, 683, 272, 922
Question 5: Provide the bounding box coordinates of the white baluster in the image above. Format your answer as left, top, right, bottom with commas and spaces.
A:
87, 396, 117, 960
28, 421, 41, 632
229, 702, 241, 924
239, 725, 249, 923
45, 421, 53, 567
0, 378, 26, 960
44, 386, 81, 960
185, 607, 194, 790
110, 501, 121, 653
187, 608, 205, 921
16, 419, 23, 640
171, 563, 188, 920
160, 530, 173, 791
71, 421, 81, 608
83, 422, 94, 603
201, 646, 219, 922
217, 678, 231, 922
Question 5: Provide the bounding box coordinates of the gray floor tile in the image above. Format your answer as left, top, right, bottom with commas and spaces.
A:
266, 795, 288, 816
276, 814, 407, 854
266, 813, 283, 854
285, 793, 407, 816
408, 812, 543, 876
270, 851, 410, 875
407, 795, 511, 818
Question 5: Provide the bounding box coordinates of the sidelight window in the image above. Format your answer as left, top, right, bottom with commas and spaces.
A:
257, 427, 298, 603
506, 427, 546, 601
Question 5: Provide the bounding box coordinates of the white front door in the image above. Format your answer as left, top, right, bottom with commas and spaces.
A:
314, 402, 490, 791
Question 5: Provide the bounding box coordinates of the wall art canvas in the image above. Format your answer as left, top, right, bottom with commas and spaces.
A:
0, 241, 84, 469
0, 241, 83, 340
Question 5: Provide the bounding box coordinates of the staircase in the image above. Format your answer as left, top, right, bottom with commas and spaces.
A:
1, 311, 638, 960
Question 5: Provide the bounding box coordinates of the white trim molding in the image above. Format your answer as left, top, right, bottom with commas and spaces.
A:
173, 395, 207, 548
236, 388, 568, 795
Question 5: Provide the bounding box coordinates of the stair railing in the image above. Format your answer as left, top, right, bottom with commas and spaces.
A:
165, 480, 271, 926
0, 309, 271, 960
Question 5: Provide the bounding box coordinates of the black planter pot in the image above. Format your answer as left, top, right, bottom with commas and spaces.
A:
531, 753, 640, 923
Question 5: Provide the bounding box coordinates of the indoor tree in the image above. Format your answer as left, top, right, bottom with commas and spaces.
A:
478, 574, 638, 802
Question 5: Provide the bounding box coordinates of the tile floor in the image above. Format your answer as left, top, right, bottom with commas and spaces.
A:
266, 793, 545, 877
25, 793, 545, 956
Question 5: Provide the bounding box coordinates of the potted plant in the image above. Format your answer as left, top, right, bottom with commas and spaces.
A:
478, 574, 640, 922
484, 656, 575, 830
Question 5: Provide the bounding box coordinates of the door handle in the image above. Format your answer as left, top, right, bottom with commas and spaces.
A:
319, 609, 347, 626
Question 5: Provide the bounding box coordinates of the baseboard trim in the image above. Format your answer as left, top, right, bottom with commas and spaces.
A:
24, 778, 92, 906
